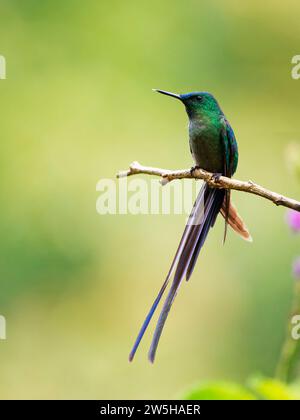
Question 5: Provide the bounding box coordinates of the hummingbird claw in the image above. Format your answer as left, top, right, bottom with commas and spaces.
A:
211, 173, 222, 183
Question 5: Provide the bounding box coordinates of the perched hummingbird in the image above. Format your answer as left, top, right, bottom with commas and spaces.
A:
129, 90, 252, 363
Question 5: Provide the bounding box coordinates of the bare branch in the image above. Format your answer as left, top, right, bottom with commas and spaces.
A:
117, 161, 300, 212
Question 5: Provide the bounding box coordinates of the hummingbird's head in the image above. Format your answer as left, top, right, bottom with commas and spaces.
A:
154, 89, 223, 119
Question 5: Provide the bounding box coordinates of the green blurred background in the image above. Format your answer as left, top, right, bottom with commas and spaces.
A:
0, 0, 300, 399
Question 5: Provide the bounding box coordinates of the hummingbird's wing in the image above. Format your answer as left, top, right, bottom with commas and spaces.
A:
220, 117, 239, 243
221, 117, 238, 177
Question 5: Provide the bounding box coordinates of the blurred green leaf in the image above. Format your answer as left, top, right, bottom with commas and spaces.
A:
248, 377, 300, 400
182, 381, 256, 400
182, 377, 300, 400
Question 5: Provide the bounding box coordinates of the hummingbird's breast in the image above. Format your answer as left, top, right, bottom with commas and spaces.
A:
189, 119, 224, 173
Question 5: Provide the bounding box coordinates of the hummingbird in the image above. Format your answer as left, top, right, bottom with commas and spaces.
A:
129, 90, 252, 363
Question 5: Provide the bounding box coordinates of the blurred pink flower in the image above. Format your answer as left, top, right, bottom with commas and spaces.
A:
286, 209, 300, 232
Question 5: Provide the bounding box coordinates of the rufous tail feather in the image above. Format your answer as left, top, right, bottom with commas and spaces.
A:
220, 201, 252, 242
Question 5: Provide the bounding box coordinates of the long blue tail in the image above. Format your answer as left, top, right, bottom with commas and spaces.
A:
129, 183, 225, 362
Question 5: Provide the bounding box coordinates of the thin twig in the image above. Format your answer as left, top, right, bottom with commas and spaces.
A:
116, 161, 300, 212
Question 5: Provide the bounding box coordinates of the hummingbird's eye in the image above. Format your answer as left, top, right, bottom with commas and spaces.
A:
197, 95, 203, 101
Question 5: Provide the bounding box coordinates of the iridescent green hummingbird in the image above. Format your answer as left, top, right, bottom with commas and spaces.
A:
129, 90, 252, 363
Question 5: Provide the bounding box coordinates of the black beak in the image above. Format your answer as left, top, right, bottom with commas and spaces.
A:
153, 89, 182, 100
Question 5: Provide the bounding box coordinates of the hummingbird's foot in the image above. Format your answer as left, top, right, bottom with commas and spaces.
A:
190, 165, 201, 176
211, 172, 222, 183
